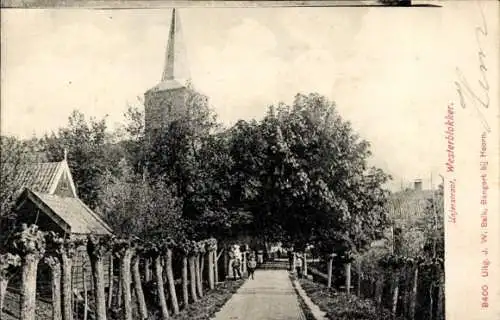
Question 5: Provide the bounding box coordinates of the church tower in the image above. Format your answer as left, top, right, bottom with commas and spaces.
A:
144, 9, 190, 142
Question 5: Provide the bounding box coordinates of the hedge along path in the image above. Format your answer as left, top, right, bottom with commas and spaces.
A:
0, 224, 220, 320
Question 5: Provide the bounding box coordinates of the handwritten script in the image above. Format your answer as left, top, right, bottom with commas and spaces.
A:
454, 2, 491, 133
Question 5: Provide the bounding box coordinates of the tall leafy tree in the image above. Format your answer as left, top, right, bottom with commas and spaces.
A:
42, 110, 122, 209
0, 136, 44, 243
246, 93, 390, 255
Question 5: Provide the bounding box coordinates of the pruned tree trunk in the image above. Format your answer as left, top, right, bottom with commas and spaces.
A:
155, 255, 169, 319
195, 254, 203, 297
208, 250, 214, 290
0, 278, 8, 318
182, 256, 189, 307
188, 256, 198, 302
327, 256, 333, 288
119, 249, 134, 320
107, 255, 114, 309
132, 255, 148, 319
61, 253, 74, 320
345, 262, 352, 295
42, 256, 61, 320
20, 253, 41, 320
89, 252, 107, 320
165, 248, 179, 314
409, 266, 419, 320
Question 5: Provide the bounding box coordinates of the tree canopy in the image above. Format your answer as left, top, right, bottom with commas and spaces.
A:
2, 91, 392, 255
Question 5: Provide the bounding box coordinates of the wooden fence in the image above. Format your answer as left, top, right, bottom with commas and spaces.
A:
308, 257, 444, 320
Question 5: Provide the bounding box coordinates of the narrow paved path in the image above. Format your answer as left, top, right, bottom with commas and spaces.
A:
212, 270, 306, 320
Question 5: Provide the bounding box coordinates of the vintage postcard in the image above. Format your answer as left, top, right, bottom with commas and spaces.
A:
0, 1, 498, 320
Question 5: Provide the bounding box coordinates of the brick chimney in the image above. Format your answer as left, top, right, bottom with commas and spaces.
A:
414, 179, 422, 191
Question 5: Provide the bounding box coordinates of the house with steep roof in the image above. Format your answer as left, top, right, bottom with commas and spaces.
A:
8, 156, 113, 293
12, 157, 112, 237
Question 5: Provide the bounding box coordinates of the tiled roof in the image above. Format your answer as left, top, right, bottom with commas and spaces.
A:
14, 162, 63, 194
31, 191, 112, 235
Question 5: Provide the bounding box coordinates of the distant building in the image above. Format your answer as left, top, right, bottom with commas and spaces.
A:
387, 179, 436, 223
371, 179, 437, 249
144, 8, 191, 144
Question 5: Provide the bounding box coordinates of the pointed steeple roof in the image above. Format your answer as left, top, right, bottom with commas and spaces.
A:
149, 9, 190, 92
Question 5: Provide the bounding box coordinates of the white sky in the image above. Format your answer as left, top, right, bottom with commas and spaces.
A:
1, 1, 499, 190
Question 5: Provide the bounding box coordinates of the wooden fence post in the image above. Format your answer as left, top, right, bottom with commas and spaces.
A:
303, 252, 308, 277
356, 260, 361, 297
391, 271, 400, 319
83, 264, 88, 320
107, 255, 113, 309
144, 258, 151, 282
345, 262, 352, 295
327, 254, 334, 288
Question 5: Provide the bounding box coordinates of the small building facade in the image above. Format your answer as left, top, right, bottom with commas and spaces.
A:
11, 158, 113, 292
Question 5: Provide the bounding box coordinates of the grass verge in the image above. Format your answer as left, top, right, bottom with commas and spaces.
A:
298, 277, 400, 320
170, 279, 245, 320
289, 274, 318, 320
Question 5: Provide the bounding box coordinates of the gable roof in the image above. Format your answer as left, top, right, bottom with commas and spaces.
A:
14, 160, 77, 197
16, 189, 112, 236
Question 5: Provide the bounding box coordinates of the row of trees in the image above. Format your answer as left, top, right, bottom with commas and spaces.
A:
0, 224, 218, 320
1, 89, 391, 258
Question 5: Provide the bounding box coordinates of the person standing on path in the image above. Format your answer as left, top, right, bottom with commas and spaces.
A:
247, 255, 257, 279
295, 254, 303, 278
232, 257, 242, 280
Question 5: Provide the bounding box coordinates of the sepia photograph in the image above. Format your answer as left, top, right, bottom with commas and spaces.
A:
0, 1, 498, 320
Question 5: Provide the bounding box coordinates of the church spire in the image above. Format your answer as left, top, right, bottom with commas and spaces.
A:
161, 8, 190, 83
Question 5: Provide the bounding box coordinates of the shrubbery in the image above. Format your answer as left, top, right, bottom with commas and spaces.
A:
299, 277, 401, 320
